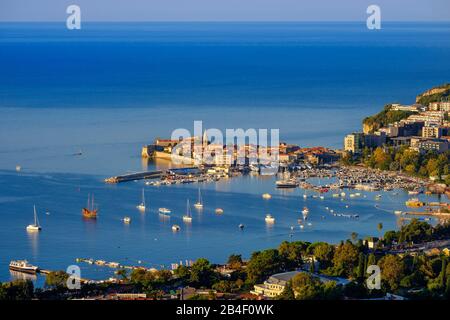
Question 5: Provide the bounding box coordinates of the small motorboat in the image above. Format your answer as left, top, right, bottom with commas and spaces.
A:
302, 207, 309, 216
172, 225, 180, 232
123, 216, 131, 224
215, 208, 224, 214
265, 214, 275, 224
158, 208, 171, 214
262, 193, 272, 199
238, 224, 245, 229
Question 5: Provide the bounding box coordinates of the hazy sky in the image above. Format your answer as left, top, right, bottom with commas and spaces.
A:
1, 0, 449, 22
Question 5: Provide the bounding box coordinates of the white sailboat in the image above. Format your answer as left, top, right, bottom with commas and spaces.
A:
26, 205, 41, 231
194, 187, 203, 209
183, 199, 193, 223
137, 188, 146, 211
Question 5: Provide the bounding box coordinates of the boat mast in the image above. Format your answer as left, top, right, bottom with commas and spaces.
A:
187, 199, 191, 217
33, 205, 37, 226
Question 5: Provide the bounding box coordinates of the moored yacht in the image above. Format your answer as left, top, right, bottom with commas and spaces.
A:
276, 179, 298, 188
9, 260, 38, 274
406, 198, 425, 207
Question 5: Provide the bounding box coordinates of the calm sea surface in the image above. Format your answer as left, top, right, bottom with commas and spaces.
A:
0, 22, 449, 285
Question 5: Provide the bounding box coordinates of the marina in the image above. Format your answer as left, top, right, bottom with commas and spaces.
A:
1, 21, 450, 295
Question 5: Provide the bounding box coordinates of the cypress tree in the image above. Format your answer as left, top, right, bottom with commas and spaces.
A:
357, 253, 365, 281
367, 253, 376, 267
364, 254, 368, 276
446, 277, 450, 298
440, 258, 447, 287
309, 258, 315, 274
279, 281, 296, 300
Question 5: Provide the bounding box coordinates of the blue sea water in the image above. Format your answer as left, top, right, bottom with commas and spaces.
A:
0, 22, 449, 285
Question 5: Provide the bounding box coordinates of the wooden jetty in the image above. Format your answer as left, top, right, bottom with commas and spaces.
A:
38, 269, 91, 283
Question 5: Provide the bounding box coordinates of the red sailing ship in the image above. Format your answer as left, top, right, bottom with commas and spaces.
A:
82, 193, 98, 219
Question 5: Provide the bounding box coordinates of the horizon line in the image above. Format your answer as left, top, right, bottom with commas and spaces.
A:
1, 20, 450, 23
